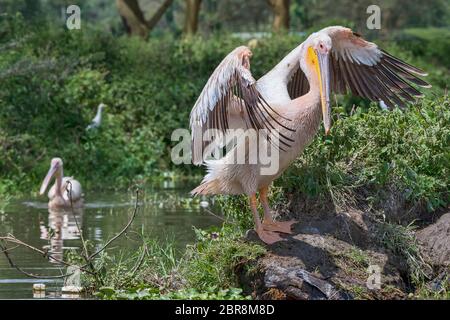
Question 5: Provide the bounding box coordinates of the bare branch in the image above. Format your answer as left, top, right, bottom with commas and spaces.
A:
67, 181, 102, 285
88, 189, 140, 260
0, 239, 87, 279
117, 0, 174, 38
147, 0, 174, 30
0, 189, 140, 284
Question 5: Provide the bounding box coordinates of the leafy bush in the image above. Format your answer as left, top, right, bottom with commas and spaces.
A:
180, 225, 266, 291
82, 226, 263, 300
394, 28, 450, 69
0, 15, 304, 193
0, 14, 448, 196
277, 96, 449, 213
96, 286, 250, 300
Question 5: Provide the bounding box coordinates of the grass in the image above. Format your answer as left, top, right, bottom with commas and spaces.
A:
341, 247, 371, 270
277, 96, 449, 215
96, 286, 251, 300
332, 245, 371, 278
415, 275, 450, 299
181, 225, 266, 291
332, 218, 435, 297
344, 284, 371, 300
376, 220, 432, 286
70, 223, 265, 300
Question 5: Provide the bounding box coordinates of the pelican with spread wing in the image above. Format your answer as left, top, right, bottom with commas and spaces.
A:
190, 26, 430, 244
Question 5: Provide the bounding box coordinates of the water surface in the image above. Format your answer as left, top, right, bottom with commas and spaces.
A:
0, 184, 220, 299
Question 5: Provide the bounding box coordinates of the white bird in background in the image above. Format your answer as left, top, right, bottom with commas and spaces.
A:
379, 100, 389, 110
39, 158, 84, 209
86, 103, 106, 130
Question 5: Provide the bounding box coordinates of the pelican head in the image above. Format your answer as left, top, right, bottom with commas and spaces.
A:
40, 158, 63, 195
304, 32, 332, 134
235, 46, 252, 69
96, 103, 107, 117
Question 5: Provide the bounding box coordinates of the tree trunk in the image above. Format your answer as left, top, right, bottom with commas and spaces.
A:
147, 0, 174, 31
268, 0, 290, 32
116, 0, 149, 38
116, 0, 174, 38
184, 0, 202, 36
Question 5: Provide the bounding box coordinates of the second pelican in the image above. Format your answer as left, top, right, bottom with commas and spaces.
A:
39, 158, 84, 209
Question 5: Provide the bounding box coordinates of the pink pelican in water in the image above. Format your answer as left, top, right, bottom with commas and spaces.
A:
39, 158, 84, 209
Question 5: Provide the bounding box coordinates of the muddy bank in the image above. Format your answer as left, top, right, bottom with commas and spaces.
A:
237, 205, 450, 299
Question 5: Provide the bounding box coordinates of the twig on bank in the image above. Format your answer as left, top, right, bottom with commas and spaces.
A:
129, 241, 149, 277
0, 189, 141, 284
67, 181, 101, 285
0, 235, 95, 276
88, 189, 140, 261
0, 239, 76, 279
0, 244, 19, 253
203, 207, 226, 222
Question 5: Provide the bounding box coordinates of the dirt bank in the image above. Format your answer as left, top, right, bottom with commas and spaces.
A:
237, 205, 450, 299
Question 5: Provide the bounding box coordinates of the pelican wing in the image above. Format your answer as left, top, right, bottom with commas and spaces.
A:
288, 26, 430, 108
287, 65, 310, 99
62, 177, 83, 202
190, 46, 293, 165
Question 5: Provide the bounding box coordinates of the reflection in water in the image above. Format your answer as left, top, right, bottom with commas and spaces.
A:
33, 291, 46, 299
40, 208, 83, 263
0, 187, 222, 299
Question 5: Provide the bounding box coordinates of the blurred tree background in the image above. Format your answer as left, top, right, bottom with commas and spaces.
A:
0, 0, 448, 197
1, 0, 449, 35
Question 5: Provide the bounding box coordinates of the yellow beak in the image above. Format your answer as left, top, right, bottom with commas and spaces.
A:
40, 163, 58, 195
315, 50, 331, 135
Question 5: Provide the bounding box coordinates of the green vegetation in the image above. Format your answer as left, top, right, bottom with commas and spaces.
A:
1, 13, 448, 202
340, 247, 371, 270
0, 1, 449, 300
96, 286, 251, 300
415, 275, 450, 299
69, 225, 265, 300
394, 28, 450, 69
278, 97, 449, 213
0, 14, 306, 194
183, 226, 266, 290
377, 221, 432, 285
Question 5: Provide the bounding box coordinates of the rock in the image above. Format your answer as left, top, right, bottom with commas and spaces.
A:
426, 271, 448, 293
61, 293, 81, 299
33, 292, 46, 299
33, 283, 46, 291
416, 212, 450, 267
264, 265, 352, 300
199, 201, 209, 208
61, 285, 83, 293
238, 210, 407, 300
